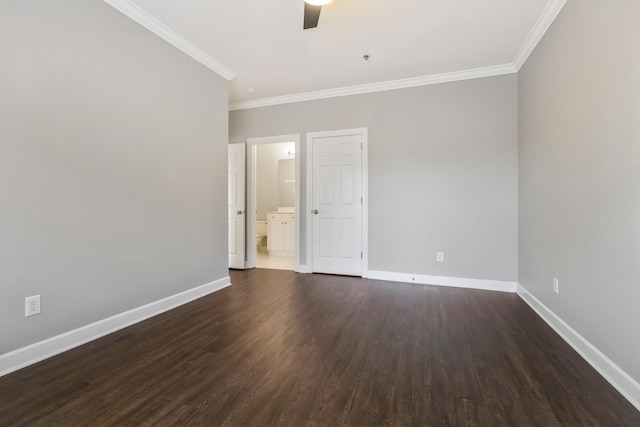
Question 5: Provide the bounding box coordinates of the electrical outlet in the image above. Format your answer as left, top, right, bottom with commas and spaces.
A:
553, 278, 559, 295
25, 295, 41, 317
436, 252, 444, 263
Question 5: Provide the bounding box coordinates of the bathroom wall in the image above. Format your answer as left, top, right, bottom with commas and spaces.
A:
278, 158, 295, 208
256, 142, 295, 220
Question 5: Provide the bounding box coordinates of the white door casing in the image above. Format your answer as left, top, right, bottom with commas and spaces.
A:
308, 129, 367, 276
228, 143, 246, 269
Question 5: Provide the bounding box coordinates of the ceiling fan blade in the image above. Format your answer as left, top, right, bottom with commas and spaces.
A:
303, 3, 322, 29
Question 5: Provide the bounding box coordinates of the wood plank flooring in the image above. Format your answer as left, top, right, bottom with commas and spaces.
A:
1, 269, 638, 426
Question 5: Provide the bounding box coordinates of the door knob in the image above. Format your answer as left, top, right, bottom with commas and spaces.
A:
313, 209, 319, 214
237, 210, 243, 215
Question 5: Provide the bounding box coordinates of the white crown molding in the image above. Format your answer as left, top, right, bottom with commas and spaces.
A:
517, 283, 640, 412
366, 270, 517, 293
0, 276, 231, 378
512, 0, 568, 70
102, 0, 236, 80
229, 64, 517, 111
228, 0, 567, 111
100, 0, 563, 107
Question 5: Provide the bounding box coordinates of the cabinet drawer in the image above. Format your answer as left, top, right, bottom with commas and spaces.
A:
283, 214, 295, 221
268, 213, 280, 221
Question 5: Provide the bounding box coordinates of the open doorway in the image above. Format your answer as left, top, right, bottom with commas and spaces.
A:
246, 134, 301, 271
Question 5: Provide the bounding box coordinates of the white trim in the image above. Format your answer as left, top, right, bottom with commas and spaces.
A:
245, 135, 302, 273
230, 64, 516, 111
517, 283, 640, 412
294, 139, 302, 274
306, 128, 369, 276
297, 264, 311, 274
226, 0, 567, 110
0, 276, 231, 378
367, 270, 517, 293
102, 0, 236, 80
101, 0, 564, 104
245, 141, 257, 270
361, 130, 369, 278
306, 136, 313, 274
512, 0, 567, 70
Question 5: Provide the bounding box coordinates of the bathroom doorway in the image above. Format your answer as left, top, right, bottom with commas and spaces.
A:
246, 134, 301, 271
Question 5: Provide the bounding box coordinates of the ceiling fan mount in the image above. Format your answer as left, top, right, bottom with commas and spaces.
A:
303, 0, 333, 30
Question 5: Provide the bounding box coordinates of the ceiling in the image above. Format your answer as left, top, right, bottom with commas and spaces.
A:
120, 0, 559, 107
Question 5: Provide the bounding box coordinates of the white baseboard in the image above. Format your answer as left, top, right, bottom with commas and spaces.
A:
295, 264, 310, 273
366, 270, 517, 293
0, 276, 231, 378
517, 283, 640, 412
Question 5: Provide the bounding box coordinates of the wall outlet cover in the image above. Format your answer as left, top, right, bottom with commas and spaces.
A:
25, 295, 41, 317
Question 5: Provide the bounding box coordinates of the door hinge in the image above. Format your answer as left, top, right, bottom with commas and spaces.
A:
361, 251, 363, 259
361, 142, 363, 149
361, 197, 363, 204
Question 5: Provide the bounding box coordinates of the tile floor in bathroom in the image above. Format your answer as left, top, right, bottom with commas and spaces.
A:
255, 252, 295, 271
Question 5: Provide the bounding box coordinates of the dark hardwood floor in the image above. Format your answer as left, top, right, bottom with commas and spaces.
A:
1, 269, 638, 426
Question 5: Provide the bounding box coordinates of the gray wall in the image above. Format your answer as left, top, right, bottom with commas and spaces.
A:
519, 1, 640, 381
231, 74, 518, 281
0, 0, 229, 354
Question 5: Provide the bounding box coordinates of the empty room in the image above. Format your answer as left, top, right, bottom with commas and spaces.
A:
1, 0, 639, 425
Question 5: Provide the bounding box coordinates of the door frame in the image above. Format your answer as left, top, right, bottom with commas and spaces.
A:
306, 128, 369, 277
246, 134, 302, 272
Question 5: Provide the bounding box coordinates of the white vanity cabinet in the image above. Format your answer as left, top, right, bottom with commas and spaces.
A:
267, 213, 295, 257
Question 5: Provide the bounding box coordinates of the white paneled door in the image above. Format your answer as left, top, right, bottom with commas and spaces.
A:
228, 144, 246, 269
311, 132, 363, 276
